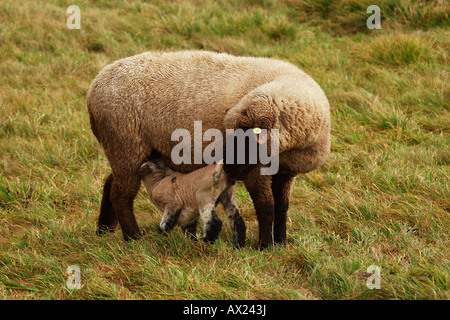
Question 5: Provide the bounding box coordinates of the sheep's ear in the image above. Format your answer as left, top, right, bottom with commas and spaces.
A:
137, 163, 153, 176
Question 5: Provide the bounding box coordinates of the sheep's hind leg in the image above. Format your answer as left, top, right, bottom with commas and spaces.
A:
218, 187, 246, 248
200, 204, 223, 243
97, 173, 118, 235
110, 174, 142, 241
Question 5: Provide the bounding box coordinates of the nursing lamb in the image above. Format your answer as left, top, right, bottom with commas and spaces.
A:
137, 152, 246, 248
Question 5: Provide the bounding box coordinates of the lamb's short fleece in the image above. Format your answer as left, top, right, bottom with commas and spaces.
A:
138, 158, 246, 248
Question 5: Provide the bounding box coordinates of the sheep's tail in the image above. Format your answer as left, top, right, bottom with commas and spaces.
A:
88, 108, 100, 142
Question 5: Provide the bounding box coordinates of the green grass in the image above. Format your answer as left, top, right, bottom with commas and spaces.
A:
0, 0, 449, 299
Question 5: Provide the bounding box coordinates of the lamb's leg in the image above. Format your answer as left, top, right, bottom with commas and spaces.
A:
271, 173, 295, 244
110, 174, 142, 241
97, 173, 118, 234
181, 220, 198, 241
218, 186, 246, 248
159, 207, 182, 233
200, 204, 223, 243
244, 170, 274, 249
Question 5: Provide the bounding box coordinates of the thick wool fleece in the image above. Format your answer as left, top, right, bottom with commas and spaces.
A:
87, 50, 330, 176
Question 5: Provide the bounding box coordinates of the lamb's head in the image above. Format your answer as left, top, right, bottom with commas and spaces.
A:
137, 161, 160, 177
138, 150, 174, 178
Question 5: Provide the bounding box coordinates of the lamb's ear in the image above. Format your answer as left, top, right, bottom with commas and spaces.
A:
137, 162, 153, 176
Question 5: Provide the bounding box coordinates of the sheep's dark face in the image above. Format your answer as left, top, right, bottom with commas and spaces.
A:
223, 127, 265, 180
223, 92, 278, 181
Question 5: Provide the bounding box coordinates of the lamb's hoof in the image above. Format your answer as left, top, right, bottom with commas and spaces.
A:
232, 215, 246, 249
181, 220, 198, 241
157, 224, 170, 235
202, 219, 223, 244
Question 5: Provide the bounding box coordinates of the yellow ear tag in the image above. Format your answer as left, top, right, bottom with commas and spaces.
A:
253, 127, 262, 134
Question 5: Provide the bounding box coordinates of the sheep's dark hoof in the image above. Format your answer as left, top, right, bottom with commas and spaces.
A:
202, 218, 223, 244
258, 233, 274, 250
96, 225, 117, 236
123, 230, 142, 242
258, 240, 275, 250
274, 237, 287, 245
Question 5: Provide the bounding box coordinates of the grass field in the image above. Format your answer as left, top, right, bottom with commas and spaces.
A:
0, 0, 449, 299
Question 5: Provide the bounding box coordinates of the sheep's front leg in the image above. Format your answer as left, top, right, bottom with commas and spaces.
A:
199, 204, 223, 243
218, 186, 246, 248
158, 207, 181, 233
244, 170, 274, 249
271, 173, 295, 244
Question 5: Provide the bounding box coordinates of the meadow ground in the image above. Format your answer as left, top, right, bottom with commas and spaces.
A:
0, 0, 449, 299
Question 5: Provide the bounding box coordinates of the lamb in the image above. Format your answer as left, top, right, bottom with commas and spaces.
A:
87, 50, 330, 249
137, 151, 246, 248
